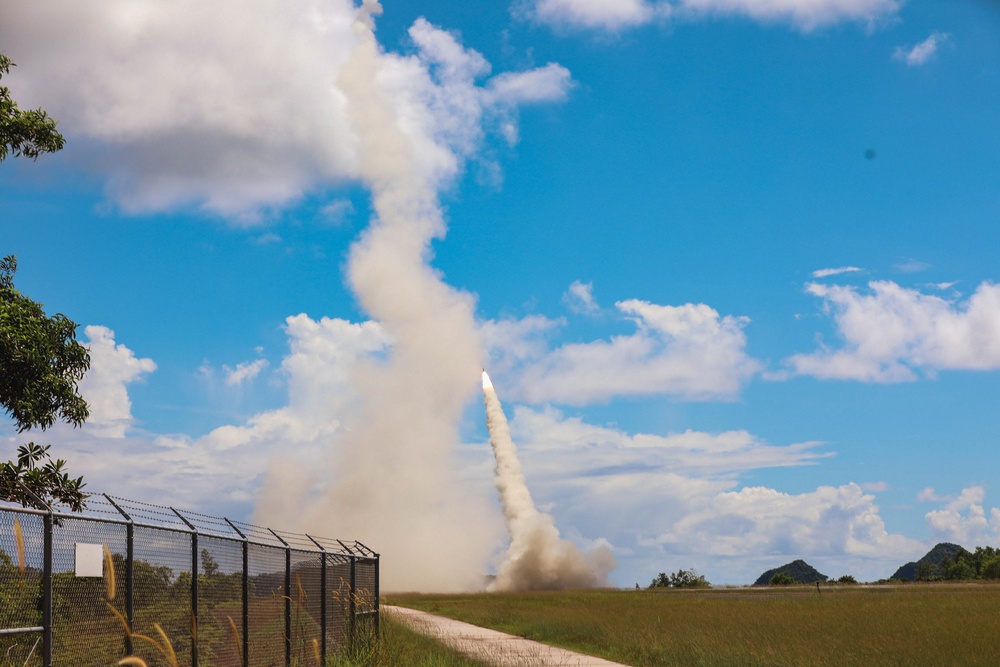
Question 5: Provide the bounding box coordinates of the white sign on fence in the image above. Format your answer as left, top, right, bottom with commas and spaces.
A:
74, 543, 104, 577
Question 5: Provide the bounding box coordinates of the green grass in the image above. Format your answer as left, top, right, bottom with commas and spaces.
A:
324, 613, 492, 667
388, 583, 1000, 666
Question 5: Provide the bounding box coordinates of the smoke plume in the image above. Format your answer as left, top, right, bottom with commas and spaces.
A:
243, 1, 570, 592
483, 371, 615, 591
288, 0, 501, 592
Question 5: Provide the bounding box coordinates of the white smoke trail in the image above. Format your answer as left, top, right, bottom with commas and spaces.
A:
292, 0, 501, 593
482, 371, 615, 591
249, 1, 570, 592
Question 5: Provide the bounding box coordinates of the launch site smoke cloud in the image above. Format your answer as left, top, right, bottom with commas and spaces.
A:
483, 371, 616, 591
250, 0, 571, 592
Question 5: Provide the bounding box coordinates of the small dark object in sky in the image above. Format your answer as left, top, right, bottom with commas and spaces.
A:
864, 148, 877, 160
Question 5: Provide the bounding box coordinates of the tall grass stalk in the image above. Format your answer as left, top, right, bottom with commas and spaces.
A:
103, 544, 116, 601
12, 516, 25, 573
227, 615, 241, 658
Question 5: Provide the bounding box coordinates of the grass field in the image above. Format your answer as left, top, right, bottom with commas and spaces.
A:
387, 583, 1000, 666
330, 613, 490, 667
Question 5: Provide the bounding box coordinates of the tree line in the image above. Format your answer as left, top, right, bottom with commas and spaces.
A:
914, 545, 1000, 582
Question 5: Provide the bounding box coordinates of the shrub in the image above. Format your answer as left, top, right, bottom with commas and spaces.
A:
649, 569, 710, 589
981, 556, 1000, 580
769, 573, 796, 586
942, 559, 976, 581
915, 561, 939, 582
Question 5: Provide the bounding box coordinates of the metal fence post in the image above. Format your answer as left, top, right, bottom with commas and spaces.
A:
336, 540, 358, 642
172, 508, 199, 667
105, 495, 135, 656
269, 529, 291, 667
373, 553, 380, 637
42, 509, 53, 667
225, 519, 250, 667
349, 555, 357, 640
306, 535, 327, 663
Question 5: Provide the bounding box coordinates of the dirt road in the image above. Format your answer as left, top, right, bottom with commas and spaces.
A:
383, 605, 630, 667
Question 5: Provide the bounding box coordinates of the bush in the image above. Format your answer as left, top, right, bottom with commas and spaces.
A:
981, 556, 1000, 580
915, 561, 939, 582
649, 569, 710, 589
837, 575, 858, 584
769, 573, 796, 586
942, 559, 976, 581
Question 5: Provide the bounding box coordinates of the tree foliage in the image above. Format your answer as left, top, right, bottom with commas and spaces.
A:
0, 443, 87, 511
915, 560, 938, 582
901, 544, 1000, 582
0, 54, 65, 161
1, 255, 90, 431
649, 568, 710, 589
769, 572, 796, 586
940, 546, 1000, 581
1, 255, 90, 510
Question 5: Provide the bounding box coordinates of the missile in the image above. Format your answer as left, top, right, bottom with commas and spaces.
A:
482, 369, 493, 389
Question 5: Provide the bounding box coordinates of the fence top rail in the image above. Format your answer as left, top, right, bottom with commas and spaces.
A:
0, 502, 50, 517
2, 492, 371, 559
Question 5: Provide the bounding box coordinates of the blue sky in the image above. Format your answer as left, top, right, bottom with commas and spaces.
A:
2, 0, 1000, 589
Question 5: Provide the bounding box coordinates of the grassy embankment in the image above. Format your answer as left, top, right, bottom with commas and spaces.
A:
388, 584, 1000, 666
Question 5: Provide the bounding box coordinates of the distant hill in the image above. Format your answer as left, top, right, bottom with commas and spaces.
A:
891, 543, 962, 581
754, 559, 828, 586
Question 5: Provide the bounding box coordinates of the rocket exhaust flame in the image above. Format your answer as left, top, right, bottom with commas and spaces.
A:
482, 370, 615, 591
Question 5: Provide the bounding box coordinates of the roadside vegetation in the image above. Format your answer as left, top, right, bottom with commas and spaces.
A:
338, 614, 491, 667
389, 584, 1000, 666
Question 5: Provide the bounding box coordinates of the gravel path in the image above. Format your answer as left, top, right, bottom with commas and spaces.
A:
383, 605, 630, 667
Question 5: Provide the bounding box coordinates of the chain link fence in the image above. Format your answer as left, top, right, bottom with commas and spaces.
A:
0, 492, 378, 667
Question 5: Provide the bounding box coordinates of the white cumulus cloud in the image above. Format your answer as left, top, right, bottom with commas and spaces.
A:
77, 325, 156, 438
528, 0, 670, 31
563, 280, 600, 315
0, 0, 359, 219
894, 32, 950, 67
813, 266, 862, 278
916, 486, 940, 502
40, 314, 389, 515
514, 298, 761, 404
785, 280, 1000, 382
481, 315, 564, 378
223, 359, 269, 386
488, 63, 575, 104
676, 0, 900, 30
925, 486, 1000, 545
508, 405, 831, 478
652, 483, 922, 560
524, 0, 899, 32
0, 1, 571, 220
